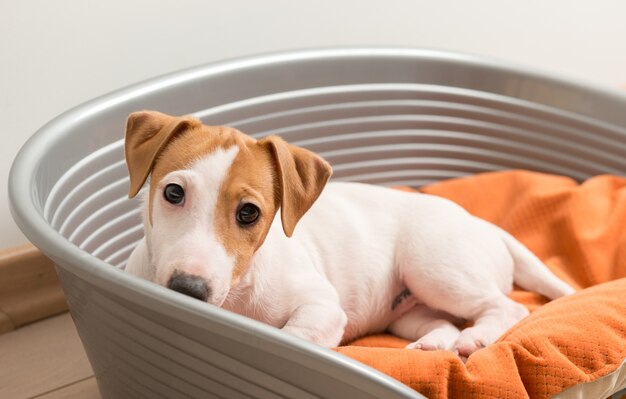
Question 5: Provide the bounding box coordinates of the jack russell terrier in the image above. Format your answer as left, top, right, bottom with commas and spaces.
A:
124, 110, 575, 357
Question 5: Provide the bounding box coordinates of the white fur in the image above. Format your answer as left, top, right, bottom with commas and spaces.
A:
127, 151, 575, 355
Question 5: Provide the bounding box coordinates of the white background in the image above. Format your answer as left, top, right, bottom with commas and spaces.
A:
1, 0, 625, 248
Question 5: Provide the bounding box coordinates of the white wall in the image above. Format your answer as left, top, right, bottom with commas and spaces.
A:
1, 0, 625, 248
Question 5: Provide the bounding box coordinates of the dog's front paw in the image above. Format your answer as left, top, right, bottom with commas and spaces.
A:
281, 303, 347, 348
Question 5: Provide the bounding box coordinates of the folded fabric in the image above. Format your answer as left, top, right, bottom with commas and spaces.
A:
336, 170, 626, 399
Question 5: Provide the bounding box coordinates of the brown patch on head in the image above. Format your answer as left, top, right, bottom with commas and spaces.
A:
213, 142, 280, 286
213, 136, 332, 286
149, 124, 254, 221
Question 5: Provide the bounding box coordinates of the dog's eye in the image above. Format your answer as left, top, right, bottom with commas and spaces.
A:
236, 203, 260, 226
164, 183, 185, 205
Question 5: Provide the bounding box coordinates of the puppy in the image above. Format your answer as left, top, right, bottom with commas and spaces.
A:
124, 110, 575, 357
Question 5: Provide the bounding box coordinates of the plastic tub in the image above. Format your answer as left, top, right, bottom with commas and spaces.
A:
9, 48, 626, 399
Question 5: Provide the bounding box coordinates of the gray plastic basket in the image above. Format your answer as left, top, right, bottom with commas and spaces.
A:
9, 48, 626, 399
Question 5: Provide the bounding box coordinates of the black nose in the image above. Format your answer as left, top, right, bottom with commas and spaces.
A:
167, 271, 210, 301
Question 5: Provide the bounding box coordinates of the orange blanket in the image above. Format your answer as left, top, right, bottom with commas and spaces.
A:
337, 170, 626, 398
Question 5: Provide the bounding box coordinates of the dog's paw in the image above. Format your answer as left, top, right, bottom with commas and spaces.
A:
406, 327, 461, 351
453, 339, 486, 359
453, 329, 490, 358
405, 341, 441, 351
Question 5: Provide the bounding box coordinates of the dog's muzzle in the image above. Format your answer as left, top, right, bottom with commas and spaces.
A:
167, 271, 210, 302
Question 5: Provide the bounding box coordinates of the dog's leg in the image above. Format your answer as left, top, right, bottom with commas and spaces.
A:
453, 295, 528, 358
388, 305, 461, 351
399, 263, 526, 356
282, 301, 348, 348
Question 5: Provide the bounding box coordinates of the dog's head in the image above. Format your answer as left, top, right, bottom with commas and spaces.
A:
125, 111, 332, 305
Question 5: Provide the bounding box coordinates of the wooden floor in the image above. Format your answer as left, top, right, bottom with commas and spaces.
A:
0, 313, 101, 399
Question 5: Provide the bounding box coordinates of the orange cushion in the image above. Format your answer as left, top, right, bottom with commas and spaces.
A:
336, 171, 626, 398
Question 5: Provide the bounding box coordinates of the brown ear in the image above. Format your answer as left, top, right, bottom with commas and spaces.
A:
261, 135, 332, 237
124, 111, 200, 198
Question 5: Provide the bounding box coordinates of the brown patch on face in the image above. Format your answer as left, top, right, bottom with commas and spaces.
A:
149, 124, 281, 287
213, 141, 280, 286
149, 125, 254, 222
